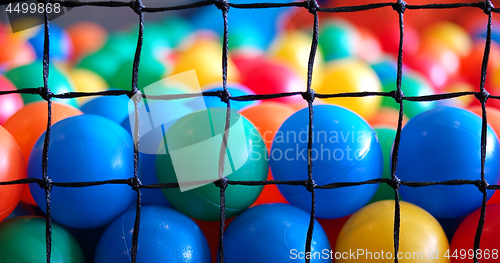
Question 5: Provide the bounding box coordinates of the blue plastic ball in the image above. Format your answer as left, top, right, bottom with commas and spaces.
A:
223, 203, 331, 262
397, 106, 500, 218
270, 105, 383, 219
94, 205, 210, 263
28, 115, 136, 229
80, 95, 130, 124
28, 24, 72, 61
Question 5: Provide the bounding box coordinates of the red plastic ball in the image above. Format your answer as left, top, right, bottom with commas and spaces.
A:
450, 203, 500, 263
241, 60, 304, 103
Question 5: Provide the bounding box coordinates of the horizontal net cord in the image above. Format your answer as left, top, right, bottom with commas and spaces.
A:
2, 177, 498, 191
1, 89, 498, 104
40, 0, 499, 13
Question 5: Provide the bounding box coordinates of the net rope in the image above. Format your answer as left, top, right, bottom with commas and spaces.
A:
0, 0, 498, 262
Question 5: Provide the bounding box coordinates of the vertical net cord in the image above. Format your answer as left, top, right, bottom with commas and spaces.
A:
473, 1, 493, 262
42, 0, 53, 262
390, 1, 406, 262
217, 0, 230, 262
130, 0, 145, 262
304, 1, 319, 262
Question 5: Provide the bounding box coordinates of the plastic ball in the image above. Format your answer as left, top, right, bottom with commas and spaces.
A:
194, 218, 233, 263
373, 22, 420, 57
370, 57, 398, 86
0, 34, 36, 70
3, 101, 81, 206
68, 68, 108, 105
270, 105, 383, 219
381, 72, 436, 118
172, 38, 240, 87
368, 127, 397, 204
101, 32, 137, 61
227, 22, 266, 51
0, 75, 23, 125
368, 107, 408, 129
28, 24, 73, 61
156, 108, 268, 221
111, 56, 167, 91
319, 19, 359, 61
95, 205, 210, 263
0, 126, 26, 222
406, 54, 449, 90
5, 61, 77, 107
336, 200, 450, 263
66, 21, 107, 61
223, 203, 331, 262
81, 95, 129, 124
356, 26, 383, 63
241, 60, 304, 104
317, 59, 382, 120
270, 30, 325, 88
28, 115, 136, 228
450, 203, 500, 263
397, 107, 500, 218
460, 41, 500, 90
0, 216, 85, 262
76, 49, 123, 86
420, 22, 472, 58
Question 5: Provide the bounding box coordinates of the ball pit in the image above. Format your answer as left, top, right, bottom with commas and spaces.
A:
0, 0, 499, 262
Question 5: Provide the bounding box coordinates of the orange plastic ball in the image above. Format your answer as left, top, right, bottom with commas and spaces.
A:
3, 101, 82, 205
66, 21, 107, 61
0, 126, 26, 221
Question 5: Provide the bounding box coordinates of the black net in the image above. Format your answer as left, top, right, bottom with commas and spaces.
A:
0, 0, 499, 262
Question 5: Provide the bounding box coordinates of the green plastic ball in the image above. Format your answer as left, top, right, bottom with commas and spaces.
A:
368, 127, 398, 204
156, 108, 268, 221
110, 56, 167, 91
319, 20, 359, 61
0, 216, 85, 263
76, 50, 123, 86
5, 61, 77, 107
381, 73, 436, 118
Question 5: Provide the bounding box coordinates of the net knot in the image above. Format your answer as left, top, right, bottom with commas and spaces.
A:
392, 0, 406, 13
128, 177, 142, 191
475, 90, 490, 103
302, 89, 316, 103
388, 177, 401, 191
127, 89, 141, 99
475, 179, 489, 194
479, 1, 494, 15
305, 179, 317, 193
306, 0, 319, 14
218, 89, 231, 104
37, 177, 53, 192
129, 0, 144, 15
214, 177, 229, 190
390, 89, 405, 104
39, 87, 52, 101
215, 0, 230, 12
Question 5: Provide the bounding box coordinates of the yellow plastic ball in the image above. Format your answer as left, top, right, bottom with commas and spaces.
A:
336, 200, 450, 263
421, 22, 472, 58
172, 36, 240, 88
317, 59, 381, 120
68, 68, 108, 105
269, 30, 324, 90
